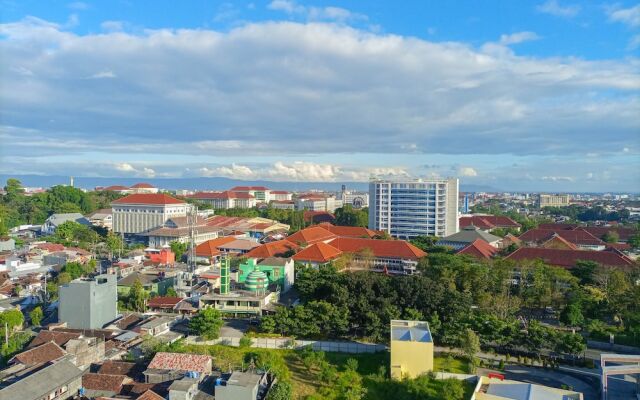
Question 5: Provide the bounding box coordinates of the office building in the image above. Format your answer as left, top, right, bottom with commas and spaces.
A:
539, 193, 571, 208
112, 193, 189, 236
59, 274, 118, 329
390, 320, 434, 380
369, 178, 459, 239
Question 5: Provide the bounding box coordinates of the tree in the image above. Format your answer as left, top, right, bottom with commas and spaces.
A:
0, 309, 24, 332
165, 287, 178, 297
602, 231, 619, 243
29, 307, 43, 326
628, 233, 640, 249
189, 308, 223, 339
460, 328, 481, 369
106, 232, 123, 259
560, 303, 584, 327
266, 381, 292, 400
334, 205, 368, 227
442, 378, 465, 400
170, 241, 188, 261
127, 279, 149, 312
62, 262, 86, 280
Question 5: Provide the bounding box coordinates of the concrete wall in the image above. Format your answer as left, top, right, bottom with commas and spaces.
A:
185, 336, 386, 354
59, 275, 117, 329
390, 340, 434, 380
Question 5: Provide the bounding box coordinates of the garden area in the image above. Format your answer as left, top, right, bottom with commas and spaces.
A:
142, 339, 474, 400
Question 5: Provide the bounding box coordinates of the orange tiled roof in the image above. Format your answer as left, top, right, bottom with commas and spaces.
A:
82, 373, 127, 392
292, 242, 342, 263
318, 223, 377, 238
147, 352, 211, 373
505, 247, 634, 268
458, 239, 498, 260
244, 240, 299, 258
131, 182, 155, 189
285, 226, 337, 245
195, 237, 238, 257
11, 341, 66, 366
328, 237, 427, 259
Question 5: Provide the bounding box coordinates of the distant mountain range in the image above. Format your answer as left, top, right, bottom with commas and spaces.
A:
0, 174, 502, 193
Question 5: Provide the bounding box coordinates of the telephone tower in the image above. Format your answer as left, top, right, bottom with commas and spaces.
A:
188, 204, 198, 272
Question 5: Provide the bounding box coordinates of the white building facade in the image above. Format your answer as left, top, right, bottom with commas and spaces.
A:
111, 194, 189, 236
368, 178, 459, 239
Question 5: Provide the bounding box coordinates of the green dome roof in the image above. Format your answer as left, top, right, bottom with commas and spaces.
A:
245, 267, 269, 292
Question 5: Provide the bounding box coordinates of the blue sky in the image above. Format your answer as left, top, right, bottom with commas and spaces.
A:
0, 0, 639, 191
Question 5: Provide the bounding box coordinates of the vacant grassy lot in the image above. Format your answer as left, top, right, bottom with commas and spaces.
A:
177, 343, 473, 399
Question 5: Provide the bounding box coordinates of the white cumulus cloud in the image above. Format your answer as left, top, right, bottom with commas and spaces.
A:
536, 0, 580, 18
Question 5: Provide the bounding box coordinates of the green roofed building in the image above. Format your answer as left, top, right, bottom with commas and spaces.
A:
238, 257, 294, 292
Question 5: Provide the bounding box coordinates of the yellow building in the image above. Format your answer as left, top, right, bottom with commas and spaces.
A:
390, 320, 434, 380
539, 194, 571, 208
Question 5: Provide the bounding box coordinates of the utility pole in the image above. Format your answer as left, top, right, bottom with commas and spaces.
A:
188, 204, 198, 273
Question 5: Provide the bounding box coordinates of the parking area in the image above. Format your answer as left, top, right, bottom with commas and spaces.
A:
219, 318, 252, 338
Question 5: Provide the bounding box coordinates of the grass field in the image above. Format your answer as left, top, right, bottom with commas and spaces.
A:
177, 343, 473, 399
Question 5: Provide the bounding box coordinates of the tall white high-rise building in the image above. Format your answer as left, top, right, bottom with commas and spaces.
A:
368, 178, 459, 239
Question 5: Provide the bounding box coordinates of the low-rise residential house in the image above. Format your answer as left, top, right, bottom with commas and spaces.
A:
188, 191, 256, 209
145, 247, 176, 265
43, 247, 92, 266
144, 352, 212, 384
238, 257, 294, 292
41, 213, 91, 235
471, 376, 582, 400
82, 373, 129, 398
87, 208, 113, 230
168, 378, 199, 400
194, 237, 239, 265
9, 341, 67, 367
147, 296, 196, 314
0, 358, 84, 400
215, 371, 270, 400
217, 239, 261, 255
0, 237, 15, 252
117, 272, 175, 296
138, 316, 172, 337
436, 225, 502, 250
199, 289, 279, 317
505, 247, 634, 269
459, 215, 522, 232
63, 336, 106, 367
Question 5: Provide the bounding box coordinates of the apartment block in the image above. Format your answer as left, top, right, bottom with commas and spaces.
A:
59, 274, 118, 329
369, 178, 459, 239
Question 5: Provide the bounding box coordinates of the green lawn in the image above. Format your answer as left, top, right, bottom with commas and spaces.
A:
175, 343, 472, 399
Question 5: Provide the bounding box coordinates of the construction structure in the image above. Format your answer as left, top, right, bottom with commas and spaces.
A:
390, 320, 433, 380
600, 353, 640, 400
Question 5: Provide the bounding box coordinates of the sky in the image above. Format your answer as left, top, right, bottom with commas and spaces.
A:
0, 0, 639, 192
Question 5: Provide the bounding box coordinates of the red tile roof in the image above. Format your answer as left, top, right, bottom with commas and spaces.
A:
519, 229, 604, 247
458, 239, 499, 260
460, 215, 521, 230
540, 234, 578, 250
131, 182, 156, 189
317, 223, 378, 238
147, 352, 211, 373
28, 330, 81, 348
329, 237, 427, 260
577, 226, 637, 242
137, 390, 165, 400
195, 237, 238, 257
537, 223, 580, 230
244, 240, 299, 258
98, 361, 143, 378
82, 373, 127, 392
147, 296, 183, 309
303, 211, 335, 224
270, 190, 290, 194
34, 243, 65, 252
286, 226, 337, 245
505, 247, 634, 268
292, 242, 342, 263
112, 193, 185, 205
11, 341, 66, 366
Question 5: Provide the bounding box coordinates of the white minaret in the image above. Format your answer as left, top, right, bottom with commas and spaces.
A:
70, 176, 74, 187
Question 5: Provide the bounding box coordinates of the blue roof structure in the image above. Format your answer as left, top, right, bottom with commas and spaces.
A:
390, 320, 432, 343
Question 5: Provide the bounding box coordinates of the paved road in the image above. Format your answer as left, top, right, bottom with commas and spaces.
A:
219, 319, 250, 338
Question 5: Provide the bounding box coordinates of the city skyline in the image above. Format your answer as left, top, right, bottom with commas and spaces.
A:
1, 0, 638, 192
